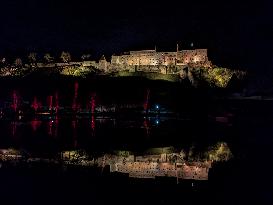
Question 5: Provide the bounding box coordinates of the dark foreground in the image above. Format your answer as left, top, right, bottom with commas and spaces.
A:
0, 159, 271, 205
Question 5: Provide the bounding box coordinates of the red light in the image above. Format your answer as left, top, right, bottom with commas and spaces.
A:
31, 97, 39, 112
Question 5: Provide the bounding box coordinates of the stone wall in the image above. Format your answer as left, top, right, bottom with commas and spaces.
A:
113, 161, 209, 180
177, 49, 210, 66
30, 48, 212, 75
110, 48, 210, 69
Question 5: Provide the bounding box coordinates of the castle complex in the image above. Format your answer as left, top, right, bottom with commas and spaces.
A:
34, 46, 212, 75
98, 46, 212, 73
111, 48, 210, 67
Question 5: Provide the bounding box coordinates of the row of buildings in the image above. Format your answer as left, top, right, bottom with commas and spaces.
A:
111, 48, 210, 66
35, 47, 212, 74
61, 151, 211, 180
0, 148, 211, 181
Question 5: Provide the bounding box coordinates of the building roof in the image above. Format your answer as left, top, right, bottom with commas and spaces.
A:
130, 49, 156, 55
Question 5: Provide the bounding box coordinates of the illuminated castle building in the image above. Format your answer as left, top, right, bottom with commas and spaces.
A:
33, 45, 212, 75
109, 45, 211, 72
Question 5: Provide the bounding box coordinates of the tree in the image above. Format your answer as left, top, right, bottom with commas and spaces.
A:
14, 58, 23, 68
28, 53, 37, 64
44, 53, 54, 63
61, 66, 76, 75
60, 51, 71, 63
81, 54, 91, 61
1, 57, 6, 64
206, 142, 233, 162
0, 58, 7, 68
179, 150, 186, 161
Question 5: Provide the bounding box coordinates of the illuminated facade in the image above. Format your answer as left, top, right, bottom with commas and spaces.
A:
61, 151, 212, 180
22, 47, 212, 76
111, 48, 211, 67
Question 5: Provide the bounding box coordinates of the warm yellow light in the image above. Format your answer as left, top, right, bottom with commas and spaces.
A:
193, 56, 199, 63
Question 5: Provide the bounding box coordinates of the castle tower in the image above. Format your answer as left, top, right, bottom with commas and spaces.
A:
176, 43, 179, 65
99, 55, 108, 72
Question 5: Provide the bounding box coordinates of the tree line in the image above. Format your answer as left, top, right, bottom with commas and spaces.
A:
0, 52, 92, 68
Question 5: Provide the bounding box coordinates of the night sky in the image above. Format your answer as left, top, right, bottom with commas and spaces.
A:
0, 0, 272, 72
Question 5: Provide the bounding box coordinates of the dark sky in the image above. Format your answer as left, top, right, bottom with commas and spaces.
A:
0, 0, 272, 71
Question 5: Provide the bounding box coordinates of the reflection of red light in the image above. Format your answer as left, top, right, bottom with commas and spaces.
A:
74, 81, 79, 97
144, 89, 150, 111
11, 121, 17, 137
72, 82, 79, 111
143, 118, 150, 136
48, 96, 53, 111
90, 93, 96, 113
143, 119, 147, 128
144, 103, 148, 111
72, 120, 76, 129
54, 118, 59, 137
72, 120, 77, 147
72, 100, 77, 111
11, 91, 18, 112
32, 97, 39, 112
91, 115, 95, 130
48, 120, 53, 135
31, 119, 42, 132
55, 92, 59, 114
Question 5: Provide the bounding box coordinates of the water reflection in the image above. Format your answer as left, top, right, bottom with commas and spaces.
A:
52, 117, 59, 138
55, 92, 59, 114
91, 115, 95, 132
48, 95, 53, 111
143, 117, 150, 136
0, 143, 232, 181
48, 120, 53, 136
31, 97, 39, 112
11, 90, 19, 112
72, 81, 79, 112
72, 119, 77, 147
31, 119, 42, 132
0, 112, 234, 182
11, 121, 17, 137
0, 115, 222, 148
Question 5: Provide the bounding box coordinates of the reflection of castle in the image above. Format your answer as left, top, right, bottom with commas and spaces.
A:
61, 151, 212, 181
0, 147, 214, 181
106, 154, 211, 180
